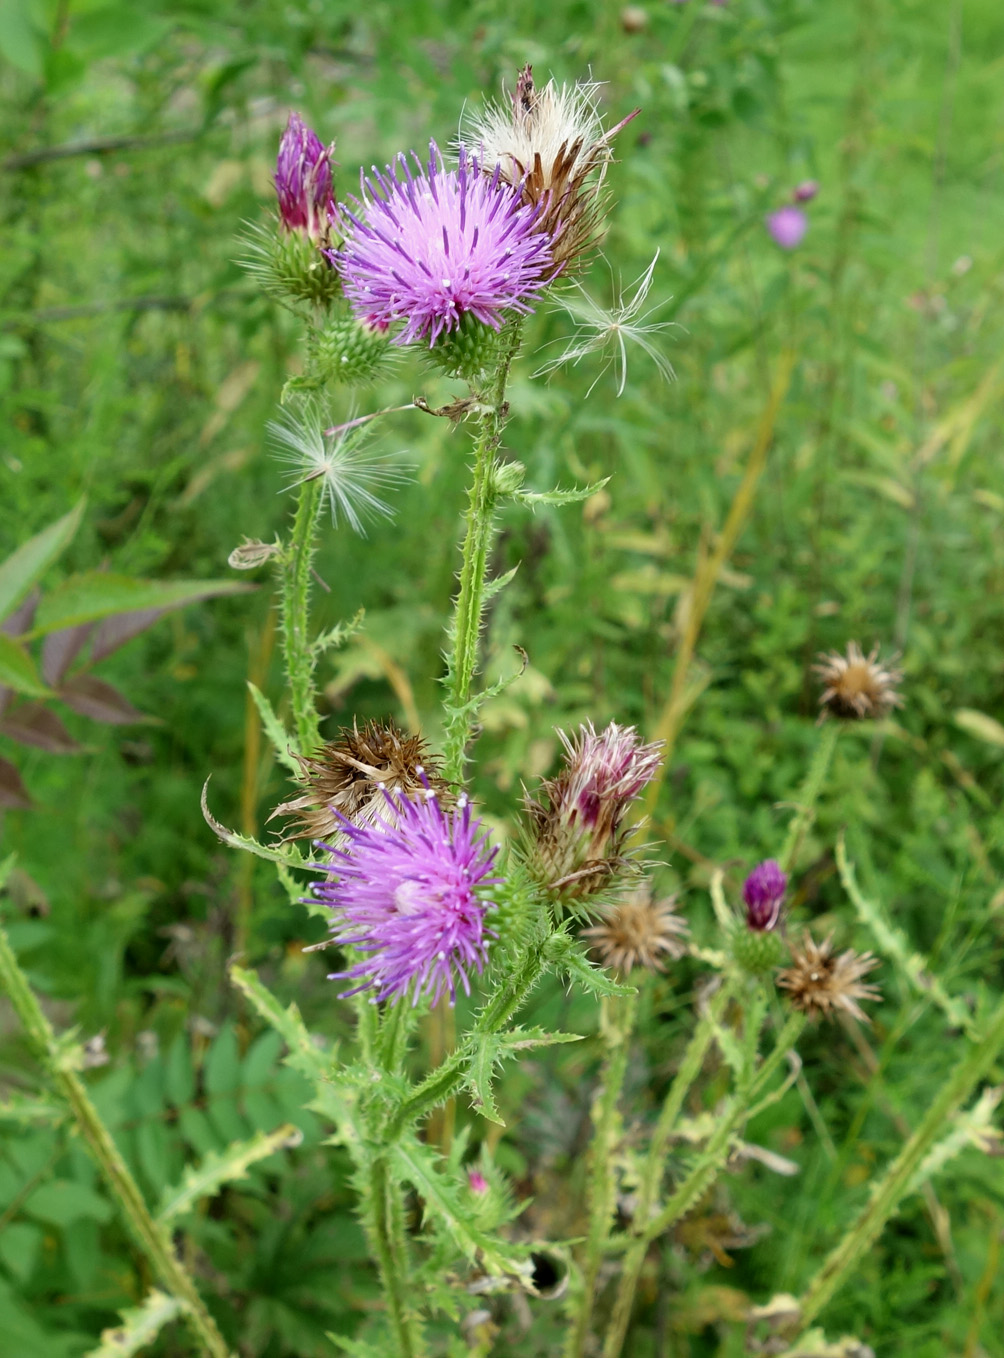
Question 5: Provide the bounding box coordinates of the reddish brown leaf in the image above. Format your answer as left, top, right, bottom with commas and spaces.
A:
57, 675, 148, 725
42, 621, 95, 685
1, 586, 40, 637
0, 756, 32, 810
0, 702, 83, 754
90, 607, 167, 663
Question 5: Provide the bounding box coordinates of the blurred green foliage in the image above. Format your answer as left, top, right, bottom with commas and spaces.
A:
1, 0, 1003, 1354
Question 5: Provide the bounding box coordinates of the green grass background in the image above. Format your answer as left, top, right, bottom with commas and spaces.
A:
1, 0, 1003, 1353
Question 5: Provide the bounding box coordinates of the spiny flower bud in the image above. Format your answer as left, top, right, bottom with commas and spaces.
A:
271, 720, 450, 846
276, 113, 336, 243
582, 886, 688, 976
729, 924, 786, 978
742, 860, 787, 932
427, 312, 511, 382
304, 312, 394, 386
522, 721, 662, 906
227, 537, 281, 570
814, 641, 903, 720
778, 932, 880, 1023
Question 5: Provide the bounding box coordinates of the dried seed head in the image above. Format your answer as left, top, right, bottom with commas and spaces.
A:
778, 932, 880, 1023
522, 720, 662, 905
271, 720, 450, 845
582, 887, 688, 975
463, 66, 639, 271
814, 642, 903, 720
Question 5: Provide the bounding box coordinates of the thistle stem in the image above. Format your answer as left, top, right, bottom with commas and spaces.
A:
368, 1154, 427, 1358
779, 720, 840, 872
280, 476, 324, 757
443, 323, 522, 783
787, 995, 1004, 1340
603, 1004, 803, 1358
0, 917, 232, 1358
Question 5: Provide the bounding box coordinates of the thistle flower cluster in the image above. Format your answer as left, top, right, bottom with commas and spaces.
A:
309, 788, 500, 1006
729, 860, 788, 977
335, 143, 554, 347
522, 721, 663, 906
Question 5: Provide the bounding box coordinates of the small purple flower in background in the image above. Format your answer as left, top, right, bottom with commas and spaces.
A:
794, 180, 819, 203
310, 788, 500, 1006
766, 204, 808, 250
468, 1170, 489, 1194
276, 113, 336, 242
742, 859, 787, 931
335, 142, 554, 346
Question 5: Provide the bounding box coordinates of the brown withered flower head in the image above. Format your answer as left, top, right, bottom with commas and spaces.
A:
522, 720, 662, 907
814, 641, 903, 720
582, 886, 688, 976
463, 66, 639, 272
271, 719, 450, 845
778, 932, 880, 1023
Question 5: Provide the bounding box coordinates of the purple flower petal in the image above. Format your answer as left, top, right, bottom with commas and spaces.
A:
766, 205, 808, 250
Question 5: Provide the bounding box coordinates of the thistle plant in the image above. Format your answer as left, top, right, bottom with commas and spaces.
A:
3, 67, 1001, 1358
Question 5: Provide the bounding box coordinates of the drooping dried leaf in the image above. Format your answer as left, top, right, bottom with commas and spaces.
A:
0, 702, 83, 753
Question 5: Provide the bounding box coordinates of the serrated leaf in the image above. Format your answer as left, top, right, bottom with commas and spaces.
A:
390, 1139, 533, 1281
464, 1026, 584, 1126
0, 500, 85, 624
545, 931, 636, 998
0, 1093, 64, 1125
157, 1123, 302, 1225
229, 965, 361, 1149
30, 573, 251, 636
201, 778, 308, 869
515, 477, 609, 508
247, 682, 300, 774
85, 1290, 186, 1358
0, 635, 49, 697
482, 564, 519, 602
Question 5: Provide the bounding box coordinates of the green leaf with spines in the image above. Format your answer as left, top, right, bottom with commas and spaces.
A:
390, 1137, 533, 1281
157, 1123, 302, 1224
464, 1026, 583, 1126
84, 1289, 186, 1358
0, 1092, 63, 1125
514, 477, 610, 508
545, 929, 636, 999
247, 681, 300, 775
201, 778, 308, 869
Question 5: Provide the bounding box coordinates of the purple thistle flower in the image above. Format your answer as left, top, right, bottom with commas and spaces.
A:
334, 142, 554, 346
468, 1170, 489, 1194
309, 788, 500, 1007
766, 205, 808, 250
742, 859, 787, 932
276, 113, 336, 241
560, 722, 663, 833
793, 180, 819, 203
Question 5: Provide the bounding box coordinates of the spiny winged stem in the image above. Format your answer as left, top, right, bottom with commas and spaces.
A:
565, 990, 639, 1358
0, 917, 232, 1358
443, 321, 524, 784
367, 1153, 428, 1358
603, 999, 803, 1358
786, 994, 1004, 1341
778, 719, 840, 872
279, 475, 324, 757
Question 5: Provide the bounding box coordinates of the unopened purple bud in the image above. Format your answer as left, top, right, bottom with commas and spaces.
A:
793, 180, 819, 203
468, 1170, 489, 1194
766, 205, 807, 250
742, 859, 787, 931
276, 113, 335, 241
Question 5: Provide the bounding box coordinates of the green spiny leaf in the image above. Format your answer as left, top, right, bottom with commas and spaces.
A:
201, 778, 307, 869
157, 1123, 302, 1224
247, 682, 300, 774
514, 477, 609, 508
545, 930, 636, 999
84, 1290, 186, 1358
